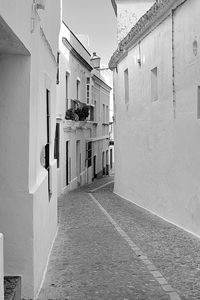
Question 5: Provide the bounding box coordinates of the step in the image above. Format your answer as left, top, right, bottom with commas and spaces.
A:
4, 276, 21, 300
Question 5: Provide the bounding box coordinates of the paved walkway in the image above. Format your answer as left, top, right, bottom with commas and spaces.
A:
38, 176, 200, 300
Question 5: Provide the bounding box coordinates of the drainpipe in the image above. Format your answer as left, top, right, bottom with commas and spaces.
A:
171, 8, 176, 119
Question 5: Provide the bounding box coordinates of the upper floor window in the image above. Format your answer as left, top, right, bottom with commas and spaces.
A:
86, 77, 90, 104
151, 67, 158, 102
76, 79, 80, 100
66, 72, 70, 110
124, 68, 129, 104
103, 104, 105, 123
106, 105, 109, 123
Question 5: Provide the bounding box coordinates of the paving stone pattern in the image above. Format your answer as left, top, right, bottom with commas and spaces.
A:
92, 182, 200, 300
38, 176, 200, 300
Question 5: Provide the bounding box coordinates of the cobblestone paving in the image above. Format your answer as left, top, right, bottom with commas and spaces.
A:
38, 176, 200, 300
91, 182, 200, 300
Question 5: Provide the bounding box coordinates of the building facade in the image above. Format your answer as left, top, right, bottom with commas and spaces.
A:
110, 0, 200, 237
0, 0, 60, 298
0, 234, 3, 299
56, 22, 111, 196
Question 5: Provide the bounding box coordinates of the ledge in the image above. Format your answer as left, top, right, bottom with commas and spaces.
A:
64, 120, 98, 132
87, 135, 110, 142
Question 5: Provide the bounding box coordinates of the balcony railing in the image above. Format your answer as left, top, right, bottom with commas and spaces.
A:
65, 99, 95, 122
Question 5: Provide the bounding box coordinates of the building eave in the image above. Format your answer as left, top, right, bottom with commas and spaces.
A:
62, 37, 93, 72
111, 0, 117, 16
92, 74, 112, 92
109, 0, 186, 70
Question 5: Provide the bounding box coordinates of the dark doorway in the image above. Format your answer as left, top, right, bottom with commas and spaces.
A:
93, 156, 96, 179
110, 148, 113, 169
66, 141, 69, 186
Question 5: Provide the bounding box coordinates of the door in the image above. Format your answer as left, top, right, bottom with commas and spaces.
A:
66, 141, 69, 186
110, 148, 113, 169
76, 140, 80, 184
93, 155, 96, 179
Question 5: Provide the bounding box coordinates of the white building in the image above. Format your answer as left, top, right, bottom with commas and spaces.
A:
110, 0, 200, 237
0, 0, 60, 298
56, 22, 111, 195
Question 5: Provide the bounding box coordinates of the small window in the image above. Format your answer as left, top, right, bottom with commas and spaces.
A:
66, 73, 69, 110
151, 67, 158, 101
124, 69, 129, 104
76, 79, 80, 100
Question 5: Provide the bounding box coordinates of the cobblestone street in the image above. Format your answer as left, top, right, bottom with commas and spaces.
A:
38, 176, 200, 300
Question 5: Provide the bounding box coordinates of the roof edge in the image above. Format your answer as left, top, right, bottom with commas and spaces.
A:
109, 0, 186, 70
111, 0, 117, 16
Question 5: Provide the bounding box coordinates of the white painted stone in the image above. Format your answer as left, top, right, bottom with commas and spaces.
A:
56, 23, 111, 196
112, 0, 200, 238
0, 1, 60, 298
0, 234, 3, 300
112, 0, 154, 42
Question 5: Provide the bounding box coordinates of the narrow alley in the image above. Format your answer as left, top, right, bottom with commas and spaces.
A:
38, 176, 200, 300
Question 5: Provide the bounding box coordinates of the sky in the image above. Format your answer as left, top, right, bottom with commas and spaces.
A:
62, 0, 118, 67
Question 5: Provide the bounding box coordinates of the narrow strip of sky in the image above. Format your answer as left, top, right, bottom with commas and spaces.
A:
62, 0, 117, 66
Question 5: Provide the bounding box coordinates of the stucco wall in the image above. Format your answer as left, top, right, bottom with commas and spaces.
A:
0, 54, 34, 296
116, 0, 154, 42
0, 1, 59, 299
0, 0, 32, 51
114, 0, 200, 237
0, 234, 3, 300
29, 11, 59, 299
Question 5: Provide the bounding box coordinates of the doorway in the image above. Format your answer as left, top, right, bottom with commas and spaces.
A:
66, 141, 69, 186
93, 155, 96, 179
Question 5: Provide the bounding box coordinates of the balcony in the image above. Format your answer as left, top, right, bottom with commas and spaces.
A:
65, 99, 95, 122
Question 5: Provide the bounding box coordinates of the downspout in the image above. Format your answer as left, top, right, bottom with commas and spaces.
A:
171, 8, 176, 119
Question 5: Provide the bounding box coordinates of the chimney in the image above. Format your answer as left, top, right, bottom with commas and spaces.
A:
111, 0, 155, 43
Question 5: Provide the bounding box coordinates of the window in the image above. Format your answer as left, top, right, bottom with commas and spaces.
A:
124, 68, 129, 104
54, 123, 60, 168
76, 79, 80, 100
92, 86, 94, 104
103, 104, 105, 123
197, 86, 200, 119
56, 52, 60, 84
94, 100, 97, 122
86, 77, 90, 104
106, 105, 109, 123
86, 142, 92, 168
151, 67, 158, 101
89, 106, 94, 121
66, 73, 69, 110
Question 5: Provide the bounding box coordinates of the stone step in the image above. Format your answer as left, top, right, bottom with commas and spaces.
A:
4, 276, 21, 300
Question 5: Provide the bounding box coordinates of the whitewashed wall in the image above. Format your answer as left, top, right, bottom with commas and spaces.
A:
115, 0, 154, 42
114, 0, 200, 237
0, 234, 3, 300
0, 1, 60, 298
